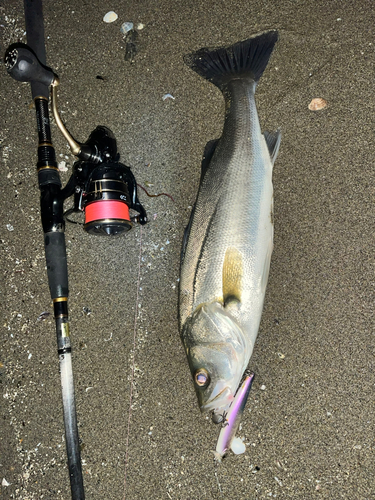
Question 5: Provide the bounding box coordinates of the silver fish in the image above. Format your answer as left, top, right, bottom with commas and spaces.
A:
179, 31, 280, 422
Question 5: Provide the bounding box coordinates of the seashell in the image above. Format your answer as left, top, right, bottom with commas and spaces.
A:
58, 160, 68, 172
103, 11, 118, 23
162, 93, 175, 101
120, 22, 133, 34
37, 311, 50, 321
308, 97, 327, 111
137, 23, 145, 30
230, 437, 246, 455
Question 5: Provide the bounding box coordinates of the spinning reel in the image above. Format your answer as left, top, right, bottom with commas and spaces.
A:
61, 126, 147, 235
5, 43, 147, 236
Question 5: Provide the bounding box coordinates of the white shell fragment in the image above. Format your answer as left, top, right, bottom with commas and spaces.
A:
162, 93, 175, 101
308, 97, 327, 111
120, 22, 133, 34
103, 11, 118, 23
2, 478, 11, 487
58, 161, 68, 172
137, 23, 145, 30
230, 437, 246, 455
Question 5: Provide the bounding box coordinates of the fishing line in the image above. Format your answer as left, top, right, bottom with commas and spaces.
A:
123, 225, 143, 500
214, 463, 224, 497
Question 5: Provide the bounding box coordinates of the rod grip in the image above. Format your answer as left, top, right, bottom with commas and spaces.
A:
44, 231, 69, 299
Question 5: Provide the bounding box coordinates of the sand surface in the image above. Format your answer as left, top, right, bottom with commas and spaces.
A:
1, 1, 374, 498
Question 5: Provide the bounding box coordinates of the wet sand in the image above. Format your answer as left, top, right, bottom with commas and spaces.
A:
1, 0, 374, 498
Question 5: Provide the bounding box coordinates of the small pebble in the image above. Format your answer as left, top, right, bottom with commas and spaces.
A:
6, 224, 14, 231
260, 384, 266, 391
137, 23, 144, 30
308, 97, 327, 111
103, 11, 118, 23
277, 352, 285, 359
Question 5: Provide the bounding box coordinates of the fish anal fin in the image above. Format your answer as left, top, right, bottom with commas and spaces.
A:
264, 130, 281, 165
222, 247, 243, 306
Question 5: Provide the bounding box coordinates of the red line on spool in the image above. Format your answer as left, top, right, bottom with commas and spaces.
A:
85, 200, 130, 223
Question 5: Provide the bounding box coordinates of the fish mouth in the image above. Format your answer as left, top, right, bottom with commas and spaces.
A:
200, 386, 233, 413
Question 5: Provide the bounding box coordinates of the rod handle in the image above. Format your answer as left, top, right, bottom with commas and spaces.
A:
44, 231, 69, 299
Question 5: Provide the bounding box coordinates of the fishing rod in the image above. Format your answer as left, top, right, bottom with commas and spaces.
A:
4, 1, 147, 498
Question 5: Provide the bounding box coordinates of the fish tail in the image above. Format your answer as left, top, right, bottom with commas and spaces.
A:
184, 31, 278, 89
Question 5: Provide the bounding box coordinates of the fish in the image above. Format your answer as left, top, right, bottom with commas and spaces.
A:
179, 31, 280, 429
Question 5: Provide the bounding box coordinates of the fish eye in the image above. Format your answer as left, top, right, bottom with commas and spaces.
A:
194, 368, 210, 388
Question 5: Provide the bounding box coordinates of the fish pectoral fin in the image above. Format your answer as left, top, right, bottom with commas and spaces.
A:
260, 240, 273, 293
222, 247, 243, 306
264, 129, 281, 165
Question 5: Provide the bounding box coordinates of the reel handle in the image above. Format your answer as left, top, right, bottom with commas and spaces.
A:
5, 44, 55, 87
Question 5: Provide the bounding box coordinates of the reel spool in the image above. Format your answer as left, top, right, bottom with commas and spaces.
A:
83, 163, 133, 236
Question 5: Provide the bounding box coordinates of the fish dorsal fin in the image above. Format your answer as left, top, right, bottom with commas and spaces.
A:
222, 247, 243, 305
200, 139, 219, 182
181, 204, 195, 265
264, 130, 281, 165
